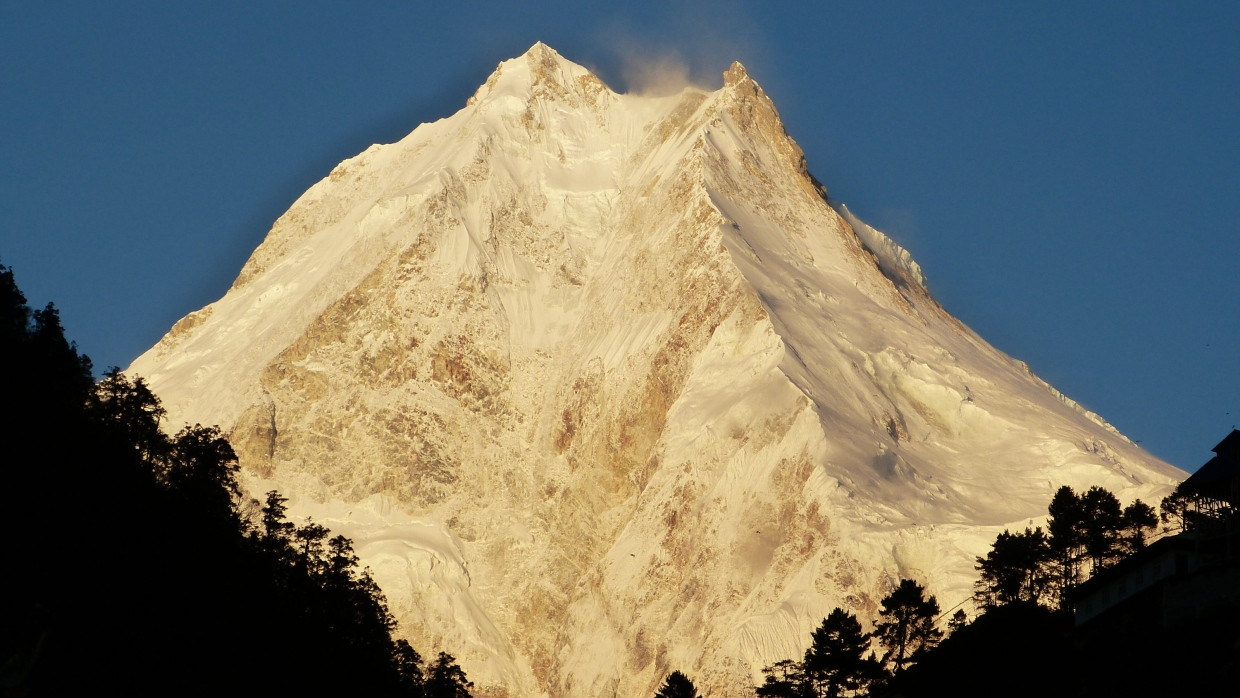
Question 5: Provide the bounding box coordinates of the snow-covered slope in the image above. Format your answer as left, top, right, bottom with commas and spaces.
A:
130, 43, 1183, 697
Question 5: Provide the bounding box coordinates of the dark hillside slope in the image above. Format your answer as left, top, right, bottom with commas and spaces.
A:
0, 264, 464, 696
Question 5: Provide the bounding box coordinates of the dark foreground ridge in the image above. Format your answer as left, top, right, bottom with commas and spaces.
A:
0, 263, 471, 696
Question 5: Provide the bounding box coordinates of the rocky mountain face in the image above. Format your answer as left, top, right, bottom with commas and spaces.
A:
130, 44, 1183, 697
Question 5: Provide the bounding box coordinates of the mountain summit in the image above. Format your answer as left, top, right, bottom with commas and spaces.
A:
130, 44, 1182, 697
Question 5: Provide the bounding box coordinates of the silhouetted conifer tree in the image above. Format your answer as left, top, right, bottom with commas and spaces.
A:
1080, 486, 1123, 572
261, 489, 296, 541
91, 368, 168, 461
756, 658, 803, 697
426, 651, 474, 697
946, 608, 968, 635
654, 670, 699, 698
1120, 499, 1157, 553
974, 527, 1052, 608
802, 608, 882, 697
875, 579, 943, 673
164, 423, 241, 523
393, 638, 427, 694
294, 518, 331, 573
1159, 486, 1193, 532
1046, 485, 1085, 610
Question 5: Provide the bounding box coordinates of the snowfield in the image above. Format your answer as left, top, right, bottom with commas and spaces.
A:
130, 44, 1183, 697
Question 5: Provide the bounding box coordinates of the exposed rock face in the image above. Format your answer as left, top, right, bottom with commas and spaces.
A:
130, 43, 1182, 697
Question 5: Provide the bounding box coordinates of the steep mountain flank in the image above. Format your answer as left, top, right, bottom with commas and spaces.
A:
130, 44, 1182, 697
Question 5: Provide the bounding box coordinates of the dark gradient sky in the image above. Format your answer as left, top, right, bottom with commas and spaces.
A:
2, 1, 1237, 472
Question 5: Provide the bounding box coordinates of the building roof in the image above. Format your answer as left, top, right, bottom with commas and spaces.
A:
1211, 429, 1240, 459
1179, 429, 1240, 503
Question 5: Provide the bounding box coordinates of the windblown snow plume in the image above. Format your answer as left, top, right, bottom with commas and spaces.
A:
131, 44, 1182, 697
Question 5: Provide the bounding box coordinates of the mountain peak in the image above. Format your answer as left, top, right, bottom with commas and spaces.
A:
517, 40, 569, 74
522, 40, 557, 60
723, 60, 751, 87
468, 42, 607, 107
130, 44, 1183, 698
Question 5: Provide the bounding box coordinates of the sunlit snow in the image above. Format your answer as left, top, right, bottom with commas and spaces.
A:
130, 44, 1182, 697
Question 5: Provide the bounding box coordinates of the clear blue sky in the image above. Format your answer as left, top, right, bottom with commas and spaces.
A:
2, 1, 1237, 472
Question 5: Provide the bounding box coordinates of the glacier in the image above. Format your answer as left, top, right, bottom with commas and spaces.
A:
129, 43, 1183, 697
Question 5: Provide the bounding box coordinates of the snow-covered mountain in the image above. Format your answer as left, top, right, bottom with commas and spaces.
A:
130, 43, 1182, 697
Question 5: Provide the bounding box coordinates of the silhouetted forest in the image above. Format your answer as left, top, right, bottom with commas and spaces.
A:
912, 483, 1237, 698
753, 579, 940, 697
0, 264, 471, 696
746, 478, 1237, 697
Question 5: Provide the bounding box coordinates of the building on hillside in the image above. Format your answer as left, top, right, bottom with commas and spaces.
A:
1073, 429, 1240, 629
